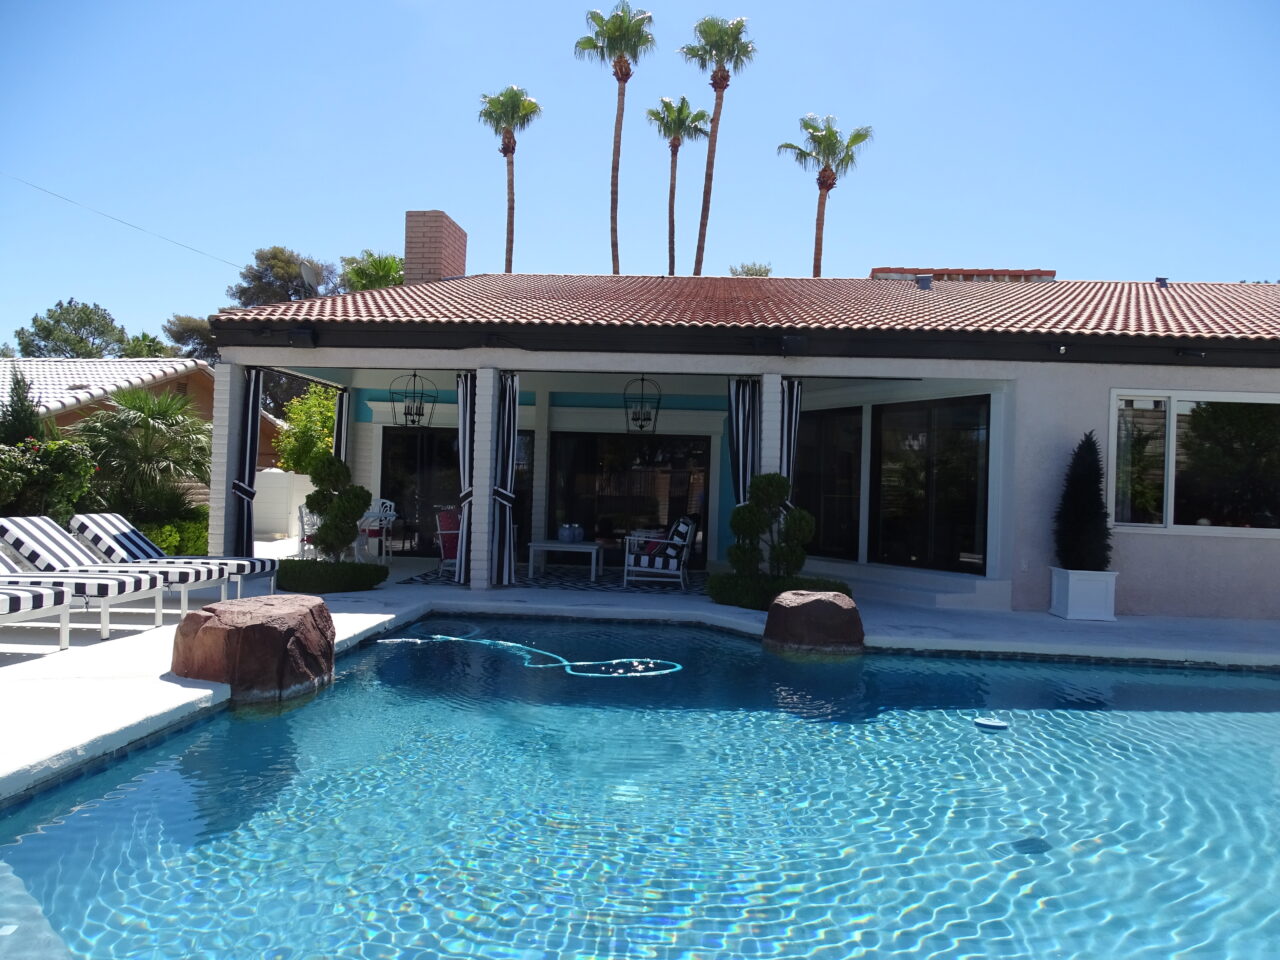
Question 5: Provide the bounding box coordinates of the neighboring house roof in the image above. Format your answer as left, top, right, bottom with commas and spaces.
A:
0, 358, 210, 416
211, 274, 1280, 342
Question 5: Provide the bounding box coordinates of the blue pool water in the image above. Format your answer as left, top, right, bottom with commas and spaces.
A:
2, 616, 1279, 959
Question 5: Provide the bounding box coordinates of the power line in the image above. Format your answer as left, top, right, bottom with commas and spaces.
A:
3, 173, 242, 269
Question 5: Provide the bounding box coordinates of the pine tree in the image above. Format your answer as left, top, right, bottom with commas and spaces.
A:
0, 373, 45, 444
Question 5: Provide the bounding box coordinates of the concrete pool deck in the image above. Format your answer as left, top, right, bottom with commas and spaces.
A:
0, 548, 1276, 808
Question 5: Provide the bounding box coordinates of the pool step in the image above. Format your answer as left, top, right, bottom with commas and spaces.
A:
0, 860, 73, 959
803, 561, 1013, 611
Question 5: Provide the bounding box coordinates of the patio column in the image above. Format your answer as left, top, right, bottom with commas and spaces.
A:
760, 373, 783, 476
467, 367, 498, 589
208, 360, 244, 556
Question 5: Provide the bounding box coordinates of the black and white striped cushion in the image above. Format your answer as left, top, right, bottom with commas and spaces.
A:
70, 513, 278, 576
0, 585, 68, 615
0, 571, 162, 598
627, 553, 681, 571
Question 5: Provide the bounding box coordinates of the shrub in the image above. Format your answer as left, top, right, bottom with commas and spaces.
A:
707, 574, 852, 611
304, 453, 372, 561
138, 522, 181, 555
274, 383, 337, 474
1054, 431, 1112, 571
0, 437, 94, 524
174, 511, 209, 556
277, 559, 388, 593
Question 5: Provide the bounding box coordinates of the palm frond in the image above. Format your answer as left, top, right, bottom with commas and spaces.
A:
779, 115, 873, 176
478, 86, 543, 135
575, 2, 656, 65
681, 16, 756, 72
646, 95, 710, 141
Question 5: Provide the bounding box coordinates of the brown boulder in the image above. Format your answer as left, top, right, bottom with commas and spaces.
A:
763, 590, 864, 655
173, 594, 335, 703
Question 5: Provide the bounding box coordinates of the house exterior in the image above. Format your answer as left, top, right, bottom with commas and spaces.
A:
0, 357, 280, 470
208, 211, 1280, 618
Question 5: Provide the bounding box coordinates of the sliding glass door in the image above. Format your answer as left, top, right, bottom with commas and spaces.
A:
870, 396, 989, 574
793, 407, 862, 560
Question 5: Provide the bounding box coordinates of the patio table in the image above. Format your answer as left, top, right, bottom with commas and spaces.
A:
527, 540, 602, 581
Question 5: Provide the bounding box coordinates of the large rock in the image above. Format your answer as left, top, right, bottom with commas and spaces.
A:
173, 595, 335, 703
763, 590, 864, 655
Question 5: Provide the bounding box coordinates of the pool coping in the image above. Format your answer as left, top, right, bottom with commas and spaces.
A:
1, 583, 1276, 810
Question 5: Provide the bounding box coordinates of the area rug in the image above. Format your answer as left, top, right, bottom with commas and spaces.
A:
398, 564, 707, 594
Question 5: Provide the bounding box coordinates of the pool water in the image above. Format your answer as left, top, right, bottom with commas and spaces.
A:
2, 616, 1279, 959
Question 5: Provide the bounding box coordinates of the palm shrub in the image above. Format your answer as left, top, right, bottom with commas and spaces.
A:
1054, 431, 1112, 571
304, 452, 372, 561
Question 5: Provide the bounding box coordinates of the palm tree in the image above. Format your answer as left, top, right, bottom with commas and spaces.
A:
679, 16, 756, 276
646, 96, 710, 276
72, 388, 212, 520
339, 250, 404, 291
777, 115, 872, 278
478, 86, 543, 273
575, 3, 656, 276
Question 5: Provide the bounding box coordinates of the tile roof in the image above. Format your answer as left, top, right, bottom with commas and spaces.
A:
211, 275, 1280, 342
0, 358, 209, 415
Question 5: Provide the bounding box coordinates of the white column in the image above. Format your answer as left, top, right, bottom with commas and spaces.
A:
531, 387, 550, 541
209, 360, 243, 556
468, 367, 498, 589
760, 372, 783, 476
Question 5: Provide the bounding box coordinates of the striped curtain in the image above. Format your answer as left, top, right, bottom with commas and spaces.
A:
232, 366, 263, 557
727, 377, 761, 505
780, 378, 803, 501
454, 371, 476, 584
331, 388, 350, 461
490, 372, 519, 585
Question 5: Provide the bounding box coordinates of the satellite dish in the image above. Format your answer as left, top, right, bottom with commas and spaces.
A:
299, 260, 321, 297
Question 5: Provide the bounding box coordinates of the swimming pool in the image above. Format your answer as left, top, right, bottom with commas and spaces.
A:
2, 615, 1278, 959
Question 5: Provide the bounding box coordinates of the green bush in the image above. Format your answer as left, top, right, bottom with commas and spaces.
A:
706, 574, 852, 611
1054, 431, 1112, 571
174, 514, 208, 555
0, 438, 94, 524
138, 522, 181, 555
304, 453, 372, 560
277, 559, 388, 594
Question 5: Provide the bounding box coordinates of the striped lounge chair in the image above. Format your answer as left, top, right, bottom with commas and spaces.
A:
0, 516, 228, 616
70, 513, 278, 598
0, 548, 164, 643
622, 515, 698, 591
0, 585, 72, 650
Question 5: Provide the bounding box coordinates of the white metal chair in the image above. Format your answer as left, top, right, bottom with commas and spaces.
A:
297, 506, 320, 559
623, 516, 698, 591
356, 500, 398, 565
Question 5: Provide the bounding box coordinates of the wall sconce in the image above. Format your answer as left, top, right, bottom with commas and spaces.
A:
623, 375, 662, 434
390, 371, 438, 427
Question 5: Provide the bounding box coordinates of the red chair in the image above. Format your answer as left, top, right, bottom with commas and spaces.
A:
435, 509, 461, 577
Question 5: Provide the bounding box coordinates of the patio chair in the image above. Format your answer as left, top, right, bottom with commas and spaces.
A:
69, 513, 278, 598
0, 547, 164, 642
0, 585, 72, 650
434, 508, 461, 577
623, 515, 698, 591
297, 506, 319, 560
0, 515, 229, 616
356, 499, 398, 565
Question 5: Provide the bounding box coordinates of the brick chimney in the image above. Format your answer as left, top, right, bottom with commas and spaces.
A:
404, 211, 467, 284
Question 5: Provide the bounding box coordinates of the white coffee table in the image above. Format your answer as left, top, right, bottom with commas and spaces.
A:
527, 540, 602, 581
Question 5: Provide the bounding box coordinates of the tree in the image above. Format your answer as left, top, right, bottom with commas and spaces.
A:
729, 261, 771, 277
0, 373, 45, 444
72, 388, 212, 522
1053, 431, 1111, 571
680, 16, 756, 276
16, 299, 128, 358
777, 115, 872, 277
226, 247, 336, 306
304, 452, 372, 561
339, 250, 404, 292
646, 96, 709, 276
274, 382, 337, 474
0, 344, 14, 358
162, 314, 219, 362
575, 3, 656, 275
121, 332, 175, 358
478, 86, 543, 274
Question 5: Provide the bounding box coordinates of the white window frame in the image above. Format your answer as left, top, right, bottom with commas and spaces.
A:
1108, 388, 1280, 539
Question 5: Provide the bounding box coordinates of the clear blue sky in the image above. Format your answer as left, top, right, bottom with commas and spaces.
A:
2, 0, 1277, 347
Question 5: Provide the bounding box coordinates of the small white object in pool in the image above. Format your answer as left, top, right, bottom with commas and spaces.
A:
974, 717, 1008, 731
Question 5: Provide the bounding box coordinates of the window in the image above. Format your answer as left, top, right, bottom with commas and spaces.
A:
1113, 393, 1280, 531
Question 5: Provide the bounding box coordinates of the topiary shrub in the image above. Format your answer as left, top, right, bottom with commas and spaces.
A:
1054, 431, 1112, 571
277, 559, 388, 593
304, 453, 372, 561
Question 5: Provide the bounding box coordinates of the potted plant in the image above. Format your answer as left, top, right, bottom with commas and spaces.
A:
1050, 430, 1117, 620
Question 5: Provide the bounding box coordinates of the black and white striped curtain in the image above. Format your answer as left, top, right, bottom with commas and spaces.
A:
728, 377, 761, 505
454, 371, 476, 584
331, 388, 350, 461
780, 378, 803, 496
232, 366, 263, 557
490, 372, 519, 585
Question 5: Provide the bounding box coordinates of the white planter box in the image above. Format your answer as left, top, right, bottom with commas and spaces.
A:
1049, 567, 1117, 621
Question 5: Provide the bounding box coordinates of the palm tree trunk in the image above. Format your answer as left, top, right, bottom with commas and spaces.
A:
667, 143, 679, 276
813, 188, 829, 278
610, 76, 627, 275
692, 80, 727, 276
505, 151, 516, 274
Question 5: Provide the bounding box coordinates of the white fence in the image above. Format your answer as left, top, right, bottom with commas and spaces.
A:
252, 469, 315, 540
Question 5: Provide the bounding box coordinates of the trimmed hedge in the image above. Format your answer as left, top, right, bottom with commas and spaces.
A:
706, 573, 853, 612
277, 559, 389, 594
